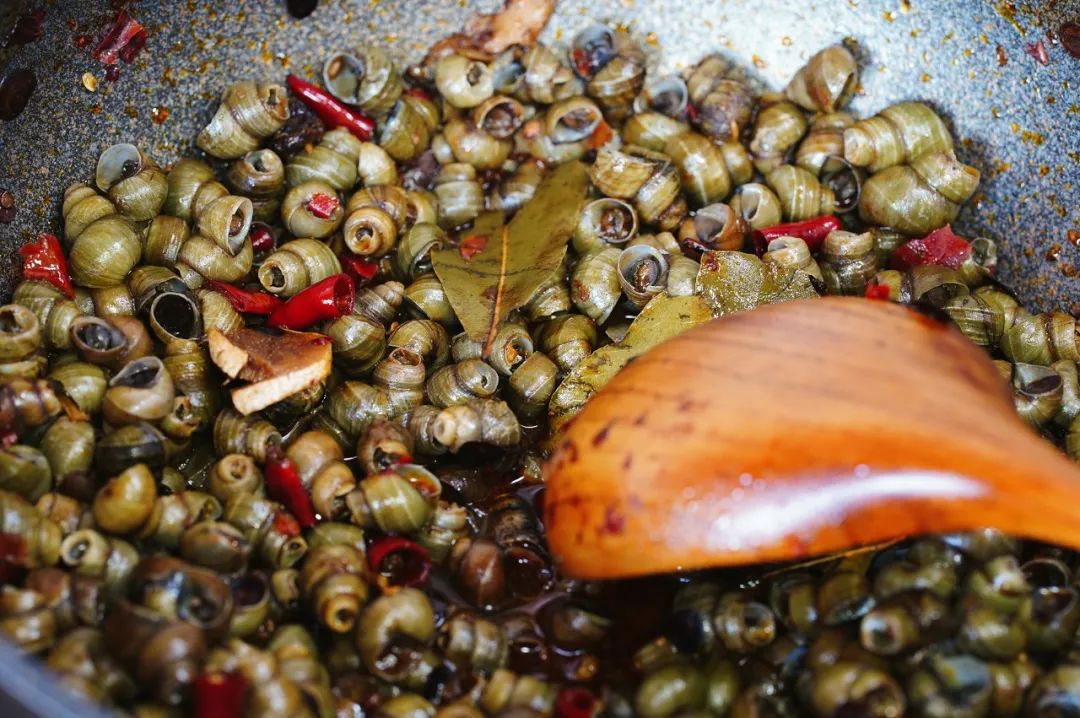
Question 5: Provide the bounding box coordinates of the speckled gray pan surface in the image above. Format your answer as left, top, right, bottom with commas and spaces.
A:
0, 0, 1078, 312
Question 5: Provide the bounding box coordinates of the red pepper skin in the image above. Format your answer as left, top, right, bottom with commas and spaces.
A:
286, 74, 374, 141
458, 234, 489, 261
249, 224, 276, 254
340, 255, 380, 286
264, 444, 318, 529
18, 233, 74, 298
890, 225, 973, 271
586, 120, 613, 150
753, 215, 842, 254
556, 687, 600, 718
193, 671, 249, 718
206, 281, 284, 315
864, 281, 891, 301
307, 192, 340, 220
685, 102, 700, 124
91, 11, 147, 65
266, 273, 355, 330
367, 536, 432, 588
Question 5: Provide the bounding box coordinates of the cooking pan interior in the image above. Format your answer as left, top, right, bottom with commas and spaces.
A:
0, 0, 1077, 715
0, 0, 1078, 311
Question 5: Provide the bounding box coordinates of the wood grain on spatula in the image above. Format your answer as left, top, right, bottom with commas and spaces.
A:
544, 297, 1080, 579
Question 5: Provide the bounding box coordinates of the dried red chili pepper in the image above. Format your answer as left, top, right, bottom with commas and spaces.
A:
249, 224, 276, 254
193, 671, 249, 718
266, 273, 355, 330
891, 225, 972, 271
206, 280, 284, 315
18, 233, 73, 298
264, 444, 317, 529
340, 254, 380, 285
91, 11, 147, 65
752, 215, 842, 254
864, 280, 891, 301
570, 48, 592, 77
272, 510, 302, 538
586, 119, 613, 150
685, 102, 700, 124
1025, 40, 1049, 67
555, 687, 600, 718
459, 234, 489, 261
286, 74, 374, 141
368, 536, 432, 589
307, 192, 340, 219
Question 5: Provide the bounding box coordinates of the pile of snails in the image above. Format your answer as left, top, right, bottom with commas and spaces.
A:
2, 14, 1079, 718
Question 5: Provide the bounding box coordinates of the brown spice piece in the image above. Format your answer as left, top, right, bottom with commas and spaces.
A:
208, 327, 332, 415
0, 191, 15, 223
1061, 22, 1080, 59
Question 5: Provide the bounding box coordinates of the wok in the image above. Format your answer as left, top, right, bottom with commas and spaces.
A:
0, 0, 1076, 715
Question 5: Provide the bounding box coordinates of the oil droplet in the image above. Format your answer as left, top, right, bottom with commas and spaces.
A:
81, 72, 98, 92
883, 10, 896, 21
900, 0, 912, 12
1009, 122, 1020, 133
644, 32, 658, 46
996, 45, 1008, 66
781, 36, 793, 47
1068, 229, 1080, 248
752, 54, 767, 69
151, 105, 169, 124
921, 73, 931, 82
1040, 165, 1050, 177
1046, 244, 1063, 262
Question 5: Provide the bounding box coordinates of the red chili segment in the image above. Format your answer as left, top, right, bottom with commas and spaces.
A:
586, 120, 613, 150
340, 254, 381, 285
864, 281, 891, 301
193, 671, 249, 718
459, 234, 489, 261
264, 444, 318, 528
367, 536, 432, 588
307, 192, 340, 219
266, 273, 355, 329
286, 74, 375, 141
206, 280, 284, 315
891, 225, 972, 271
249, 224, 276, 254
754, 215, 842, 254
18, 233, 74, 298
91, 11, 146, 65
555, 687, 600, 718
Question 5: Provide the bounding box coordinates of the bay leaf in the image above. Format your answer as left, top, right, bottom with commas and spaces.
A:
548, 293, 713, 437
433, 161, 589, 353
696, 250, 819, 317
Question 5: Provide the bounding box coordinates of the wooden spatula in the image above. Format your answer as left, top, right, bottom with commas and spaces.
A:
543, 297, 1080, 579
